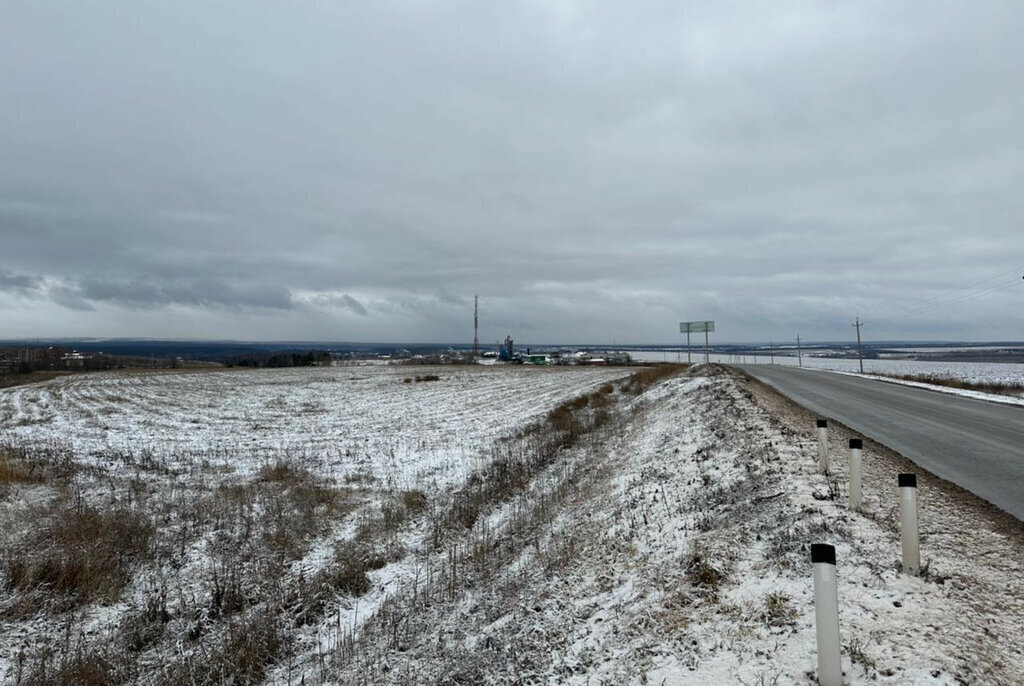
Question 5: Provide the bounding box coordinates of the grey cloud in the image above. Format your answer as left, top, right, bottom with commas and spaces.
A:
49, 285, 95, 311
342, 295, 368, 317
303, 292, 369, 316
0, 271, 41, 294
70, 277, 294, 311
436, 291, 468, 307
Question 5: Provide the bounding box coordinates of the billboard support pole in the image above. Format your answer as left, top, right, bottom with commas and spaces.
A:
680, 321, 715, 366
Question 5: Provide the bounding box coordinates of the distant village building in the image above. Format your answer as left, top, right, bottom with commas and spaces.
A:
61, 350, 88, 369
605, 351, 632, 365
570, 350, 631, 366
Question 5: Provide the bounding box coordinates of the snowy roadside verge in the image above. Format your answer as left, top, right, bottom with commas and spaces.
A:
325, 364, 1024, 684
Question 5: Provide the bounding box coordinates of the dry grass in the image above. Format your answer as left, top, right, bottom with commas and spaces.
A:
203, 460, 353, 560
120, 588, 172, 653
879, 372, 1024, 397
21, 648, 117, 686
4, 504, 154, 613
403, 374, 441, 383
764, 508, 851, 570
685, 550, 725, 602
158, 610, 285, 686
0, 442, 78, 484
0, 450, 40, 484
0, 371, 75, 390
620, 363, 688, 395
401, 489, 428, 514
288, 540, 390, 628
761, 591, 798, 627
364, 489, 430, 538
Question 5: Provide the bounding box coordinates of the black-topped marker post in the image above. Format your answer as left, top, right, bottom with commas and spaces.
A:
816, 419, 829, 473
899, 473, 920, 575
811, 543, 842, 686
848, 438, 863, 511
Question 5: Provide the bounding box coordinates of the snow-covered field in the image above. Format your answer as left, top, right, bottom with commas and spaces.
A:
0, 364, 630, 489
0, 365, 633, 683
1, 363, 1021, 685
628, 349, 1024, 386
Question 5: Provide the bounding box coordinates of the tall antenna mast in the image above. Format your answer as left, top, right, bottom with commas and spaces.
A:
473, 295, 479, 359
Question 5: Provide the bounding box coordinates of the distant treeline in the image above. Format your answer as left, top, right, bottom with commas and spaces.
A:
0, 345, 336, 374
220, 350, 333, 368
0, 347, 183, 374
0, 339, 337, 360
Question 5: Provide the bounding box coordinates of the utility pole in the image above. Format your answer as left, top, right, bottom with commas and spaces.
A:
853, 317, 864, 374
473, 295, 479, 360
796, 335, 802, 368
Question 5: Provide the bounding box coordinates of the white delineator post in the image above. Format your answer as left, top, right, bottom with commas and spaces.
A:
899, 473, 921, 575
812, 543, 842, 686
816, 419, 829, 473
848, 438, 863, 511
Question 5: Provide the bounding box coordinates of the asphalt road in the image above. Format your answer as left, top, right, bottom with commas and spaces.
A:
737, 364, 1024, 521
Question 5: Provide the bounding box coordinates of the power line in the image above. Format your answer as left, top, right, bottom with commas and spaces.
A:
870, 263, 1024, 323
880, 267, 1022, 317
886, 276, 1021, 319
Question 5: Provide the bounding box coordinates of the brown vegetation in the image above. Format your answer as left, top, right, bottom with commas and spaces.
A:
157, 611, 284, 686
0, 449, 41, 485
879, 372, 1024, 397
4, 504, 154, 613
0, 371, 75, 390
620, 363, 689, 395
403, 374, 442, 383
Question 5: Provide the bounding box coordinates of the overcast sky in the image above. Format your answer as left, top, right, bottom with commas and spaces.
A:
2, 1, 1022, 344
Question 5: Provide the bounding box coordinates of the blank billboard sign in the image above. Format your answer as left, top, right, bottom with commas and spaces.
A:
680, 320, 715, 333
